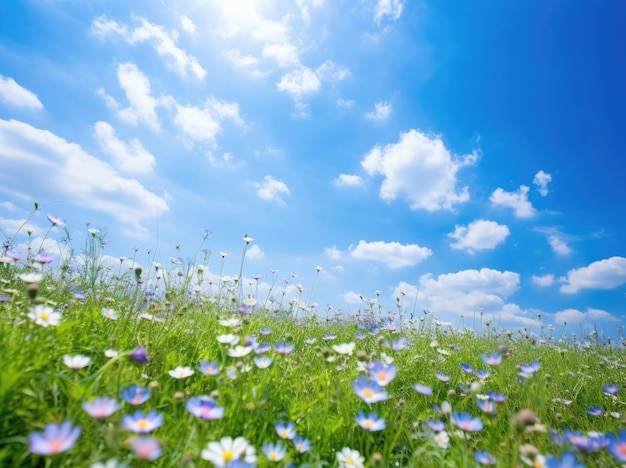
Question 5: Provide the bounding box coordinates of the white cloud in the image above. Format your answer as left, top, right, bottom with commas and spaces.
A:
361, 129, 477, 211
532, 274, 554, 287
94, 121, 156, 174
393, 268, 537, 328
172, 97, 243, 144
223, 49, 260, 67
490, 185, 536, 218
276, 67, 321, 99
365, 102, 392, 121
252, 175, 290, 205
448, 219, 510, 254
548, 235, 572, 255
560, 256, 626, 293
252, 19, 290, 43
0, 119, 169, 235
554, 308, 620, 324
316, 60, 350, 81
179, 15, 197, 34
246, 244, 265, 260
533, 170, 552, 196
333, 174, 364, 188
115, 63, 161, 130
92, 16, 206, 79
262, 43, 299, 67
373, 0, 404, 24
350, 240, 432, 269
325, 246, 342, 261
0, 76, 43, 110
337, 98, 355, 108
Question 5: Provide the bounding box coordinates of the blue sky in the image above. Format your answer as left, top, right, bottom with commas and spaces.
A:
1, 0, 625, 337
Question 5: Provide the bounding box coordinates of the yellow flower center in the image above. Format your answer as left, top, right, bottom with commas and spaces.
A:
40, 313, 49, 320
364, 420, 373, 428
378, 371, 386, 381
223, 450, 234, 462
270, 452, 277, 461
346, 457, 353, 464
363, 389, 373, 398
137, 420, 149, 429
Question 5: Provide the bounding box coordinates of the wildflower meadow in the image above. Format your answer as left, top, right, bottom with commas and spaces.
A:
1, 205, 625, 467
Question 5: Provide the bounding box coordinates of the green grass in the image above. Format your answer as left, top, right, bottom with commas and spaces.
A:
0, 234, 625, 467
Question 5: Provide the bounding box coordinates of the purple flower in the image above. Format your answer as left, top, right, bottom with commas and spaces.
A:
481, 352, 502, 366
477, 398, 496, 415
460, 363, 474, 374
275, 343, 294, 354
452, 412, 483, 432
186, 396, 225, 420
323, 333, 336, 341
474, 370, 490, 380
545, 451, 585, 468
486, 392, 507, 403
413, 383, 433, 396
199, 361, 220, 376
292, 436, 311, 453
519, 360, 540, 378
128, 436, 162, 460
131, 346, 149, 364
474, 451, 497, 465
587, 406, 603, 416
260, 328, 272, 335
352, 375, 389, 404
355, 411, 386, 431
29, 421, 81, 455
607, 430, 626, 462
82, 397, 121, 419
119, 385, 151, 405
435, 372, 450, 382
427, 419, 446, 432
603, 384, 620, 396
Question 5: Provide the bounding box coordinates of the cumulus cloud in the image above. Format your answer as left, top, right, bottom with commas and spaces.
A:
333, 174, 364, 188
246, 244, 265, 260
554, 308, 620, 324
365, 102, 392, 121
92, 16, 206, 78
532, 274, 555, 287
276, 67, 321, 99
560, 256, 626, 293
0, 119, 169, 234
263, 43, 299, 67
223, 49, 260, 67
179, 15, 197, 34
325, 246, 342, 261
448, 219, 510, 254
113, 63, 161, 130
350, 240, 432, 269
393, 268, 536, 328
252, 175, 291, 205
170, 97, 243, 145
373, 0, 404, 24
490, 185, 536, 218
0, 75, 43, 110
547, 235, 572, 255
94, 121, 156, 174
361, 129, 477, 211
533, 170, 552, 196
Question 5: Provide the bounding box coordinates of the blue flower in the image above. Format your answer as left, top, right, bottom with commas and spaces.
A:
292, 436, 311, 453
352, 375, 389, 404
603, 384, 620, 395
481, 352, 502, 366
199, 360, 220, 376
452, 412, 483, 432
607, 430, 626, 462
474, 451, 497, 465
355, 411, 386, 431
262, 441, 287, 462
119, 385, 151, 405
275, 421, 297, 440
460, 363, 474, 374
545, 451, 585, 468
186, 396, 225, 420
121, 410, 163, 433
369, 361, 396, 386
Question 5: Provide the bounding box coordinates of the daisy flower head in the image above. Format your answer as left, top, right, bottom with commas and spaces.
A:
219, 318, 242, 327
337, 447, 365, 468
168, 366, 195, 379
352, 375, 389, 404
121, 410, 163, 433
217, 334, 240, 345
355, 411, 386, 431
275, 420, 297, 440
119, 385, 151, 405
201, 436, 257, 467
333, 342, 355, 355
128, 436, 162, 461
63, 354, 91, 369
29, 421, 81, 455
82, 397, 121, 419
228, 345, 253, 358
186, 396, 225, 420
262, 441, 287, 462
434, 431, 450, 449
369, 361, 397, 386
28, 305, 61, 327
